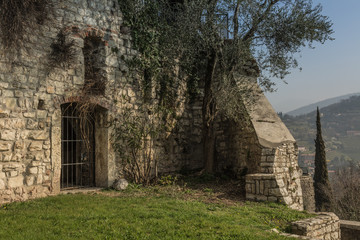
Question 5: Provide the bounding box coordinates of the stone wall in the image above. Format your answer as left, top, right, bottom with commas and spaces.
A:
1, 0, 303, 209
215, 115, 262, 176
0, 0, 206, 204
291, 212, 340, 240
340, 220, 360, 240
0, 0, 126, 203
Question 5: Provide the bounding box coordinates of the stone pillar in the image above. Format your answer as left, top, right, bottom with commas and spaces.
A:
301, 175, 316, 212
245, 144, 304, 211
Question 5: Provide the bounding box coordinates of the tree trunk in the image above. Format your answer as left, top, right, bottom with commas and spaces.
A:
202, 50, 217, 173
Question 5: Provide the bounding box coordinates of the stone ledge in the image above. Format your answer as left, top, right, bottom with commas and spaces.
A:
246, 173, 276, 180
340, 220, 360, 240
291, 212, 340, 240
340, 220, 360, 230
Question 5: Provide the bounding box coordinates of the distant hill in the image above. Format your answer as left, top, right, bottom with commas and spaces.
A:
281, 95, 360, 169
286, 93, 360, 116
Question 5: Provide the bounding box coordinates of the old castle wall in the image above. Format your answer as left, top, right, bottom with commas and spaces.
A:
0, 0, 304, 210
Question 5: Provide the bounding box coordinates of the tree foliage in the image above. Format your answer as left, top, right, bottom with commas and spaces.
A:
118, 0, 333, 172
331, 163, 360, 221
314, 107, 333, 211
112, 104, 165, 185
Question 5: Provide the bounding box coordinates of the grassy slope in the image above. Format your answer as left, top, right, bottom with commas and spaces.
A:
0, 187, 312, 240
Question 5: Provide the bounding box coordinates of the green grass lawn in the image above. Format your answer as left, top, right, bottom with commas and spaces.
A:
0, 186, 312, 240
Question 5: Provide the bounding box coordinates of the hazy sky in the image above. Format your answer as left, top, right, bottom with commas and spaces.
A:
265, 0, 360, 113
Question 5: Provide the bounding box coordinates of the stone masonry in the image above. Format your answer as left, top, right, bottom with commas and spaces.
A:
1, 0, 304, 210
301, 175, 316, 212
243, 82, 304, 210
291, 212, 341, 240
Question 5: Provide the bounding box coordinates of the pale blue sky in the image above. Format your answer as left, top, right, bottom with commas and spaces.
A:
265, 0, 360, 113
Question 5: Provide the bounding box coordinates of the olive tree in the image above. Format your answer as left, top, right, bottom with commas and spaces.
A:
119, 0, 333, 173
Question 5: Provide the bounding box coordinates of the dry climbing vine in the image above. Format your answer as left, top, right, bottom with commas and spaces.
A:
0, 0, 54, 50
49, 31, 76, 69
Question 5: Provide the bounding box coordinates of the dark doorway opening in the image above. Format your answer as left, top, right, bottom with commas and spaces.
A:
61, 103, 95, 189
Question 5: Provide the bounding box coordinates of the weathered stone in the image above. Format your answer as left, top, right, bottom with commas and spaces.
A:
73, 76, 83, 85
291, 213, 340, 240
2, 152, 12, 162
3, 98, 18, 110
8, 176, 24, 188
0, 179, 5, 190
46, 86, 55, 94
0, 130, 16, 141
29, 131, 49, 140
0, 142, 10, 151
29, 167, 38, 174
26, 176, 35, 186
14, 141, 24, 150
36, 174, 43, 184
37, 110, 47, 119
28, 142, 43, 151
113, 178, 129, 190
23, 112, 36, 118
0, 119, 26, 129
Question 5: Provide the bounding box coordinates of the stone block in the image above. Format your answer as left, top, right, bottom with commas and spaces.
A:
0, 179, 5, 190
31, 161, 42, 167
33, 152, 44, 161
0, 130, 16, 141
259, 181, 264, 194
36, 174, 43, 184
37, 110, 47, 119
0, 119, 26, 129
26, 119, 38, 129
28, 142, 43, 151
29, 167, 38, 174
256, 180, 259, 194
269, 188, 282, 197
8, 175, 24, 188
73, 76, 83, 85
24, 112, 36, 118
0, 142, 10, 151
246, 193, 256, 200
14, 90, 23, 97
14, 141, 24, 150
26, 176, 35, 186
3, 98, 18, 110
46, 86, 55, 94
256, 195, 268, 201
29, 131, 49, 140
268, 196, 278, 202
113, 178, 129, 190
9, 171, 18, 177
2, 152, 12, 162
0, 109, 10, 118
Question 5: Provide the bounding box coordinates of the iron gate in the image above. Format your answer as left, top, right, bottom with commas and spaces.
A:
61, 103, 95, 189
